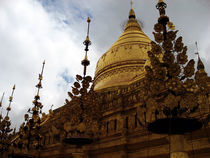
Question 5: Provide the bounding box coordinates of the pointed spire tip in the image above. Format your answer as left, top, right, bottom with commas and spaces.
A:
130, 0, 133, 9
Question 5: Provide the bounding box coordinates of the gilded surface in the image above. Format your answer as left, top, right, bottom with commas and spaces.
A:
7, 4, 210, 158
94, 9, 151, 91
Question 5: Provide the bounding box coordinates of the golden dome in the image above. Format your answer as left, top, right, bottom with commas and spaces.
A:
94, 8, 151, 91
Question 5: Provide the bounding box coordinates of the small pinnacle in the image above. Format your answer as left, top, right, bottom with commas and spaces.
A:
195, 42, 205, 70
87, 17, 91, 36
81, 17, 92, 76
6, 85, 16, 116
0, 92, 5, 107
130, 0, 133, 9
40, 60, 45, 78
195, 42, 200, 57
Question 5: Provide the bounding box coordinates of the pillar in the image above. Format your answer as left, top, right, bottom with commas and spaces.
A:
71, 147, 89, 158
169, 135, 189, 158
72, 152, 85, 158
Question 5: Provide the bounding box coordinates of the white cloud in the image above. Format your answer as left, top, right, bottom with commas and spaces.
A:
0, 0, 98, 128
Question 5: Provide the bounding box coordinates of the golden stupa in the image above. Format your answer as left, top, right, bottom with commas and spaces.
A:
6, 1, 210, 158
94, 8, 151, 91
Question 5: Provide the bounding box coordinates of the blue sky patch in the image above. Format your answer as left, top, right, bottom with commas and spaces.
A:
60, 69, 74, 84
38, 0, 92, 22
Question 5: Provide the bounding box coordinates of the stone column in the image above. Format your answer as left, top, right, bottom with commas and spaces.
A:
169, 135, 189, 158
71, 148, 89, 158
72, 152, 85, 158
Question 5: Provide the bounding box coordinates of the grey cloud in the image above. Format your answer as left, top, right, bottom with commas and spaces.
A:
0, 0, 209, 128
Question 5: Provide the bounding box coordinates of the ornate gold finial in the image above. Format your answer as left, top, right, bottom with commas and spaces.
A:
195, 42, 205, 70
129, 0, 136, 19
195, 41, 199, 57
6, 84, 15, 117
155, 0, 170, 40
82, 17, 91, 77
35, 60, 45, 97
0, 92, 4, 120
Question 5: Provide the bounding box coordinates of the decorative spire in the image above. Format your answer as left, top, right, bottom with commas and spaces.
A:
0, 92, 5, 120
34, 60, 45, 101
125, 2, 141, 32
130, 0, 133, 9
129, 0, 135, 19
35, 60, 45, 98
17, 61, 46, 151
0, 92, 4, 108
6, 85, 15, 117
0, 86, 15, 157
195, 41, 199, 57
156, 0, 167, 16
195, 42, 205, 70
156, 0, 169, 40
81, 17, 91, 77
32, 60, 45, 115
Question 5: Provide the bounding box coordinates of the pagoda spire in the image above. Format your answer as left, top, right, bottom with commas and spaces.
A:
30, 60, 45, 117
0, 92, 4, 108
156, 0, 175, 39
6, 85, 15, 117
125, 1, 142, 31
81, 17, 91, 77
0, 86, 15, 157
18, 61, 46, 150
129, 0, 136, 19
0, 92, 5, 121
130, 0, 133, 9
195, 42, 205, 70
35, 60, 45, 98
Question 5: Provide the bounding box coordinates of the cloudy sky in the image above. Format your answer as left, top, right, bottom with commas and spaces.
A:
0, 0, 210, 129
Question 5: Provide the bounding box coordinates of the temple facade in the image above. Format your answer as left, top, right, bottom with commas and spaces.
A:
11, 2, 210, 158
35, 7, 210, 158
